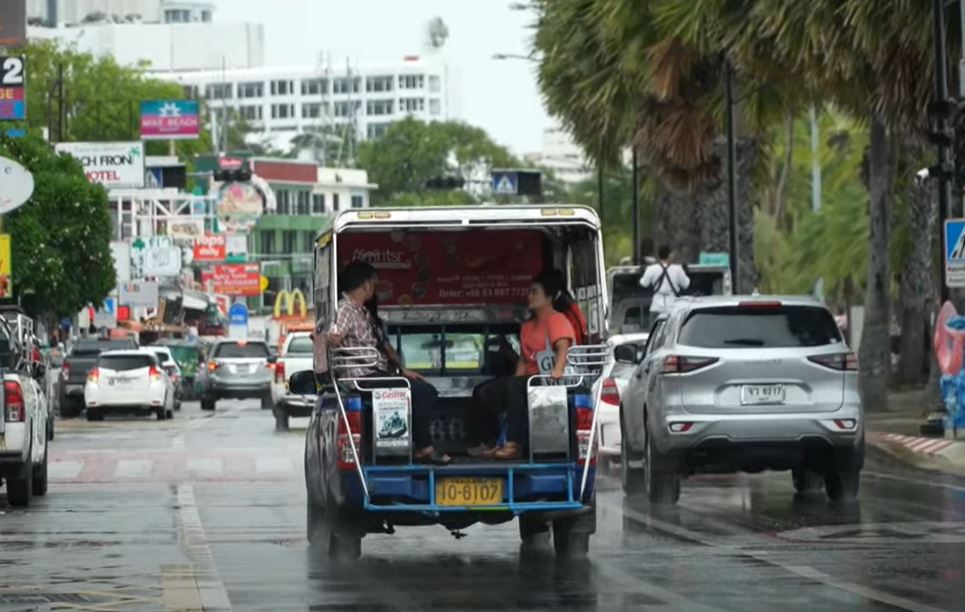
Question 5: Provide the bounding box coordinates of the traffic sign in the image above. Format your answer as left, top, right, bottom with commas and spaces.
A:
492, 171, 518, 195
945, 219, 965, 288
229, 302, 249, 326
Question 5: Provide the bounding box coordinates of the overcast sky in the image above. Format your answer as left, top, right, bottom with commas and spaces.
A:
211, 0, 552, 154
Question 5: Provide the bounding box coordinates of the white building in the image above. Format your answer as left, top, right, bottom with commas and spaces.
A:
525, 126, 594, 184
27, 0, 214, 25
159, 58, 451, 149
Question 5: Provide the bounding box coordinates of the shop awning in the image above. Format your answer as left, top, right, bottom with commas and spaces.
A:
181, 292, 209, 311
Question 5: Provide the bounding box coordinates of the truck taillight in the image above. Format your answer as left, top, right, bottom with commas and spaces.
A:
575, 397, 596, 466
600, 378, 620, 406
275, 360, 286, 383
337, 396, 364, 470
662, 355, 719, 374
87, 368, 100, 383
4, 381, 25, 422
62, 362, 70, 380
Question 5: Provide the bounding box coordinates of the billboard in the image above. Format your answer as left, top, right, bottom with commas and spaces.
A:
273, 289, 308, 320
212, 264, 261, 296
0, 156, 33, 213
194, 234, 226, 262
118, 281, 159, 308
168, 218, 204, 240
217, 182, 264, 231
140, 100, 200, 140
226, 233, 248, 263
0, 2, 26, 48
0, 56, 26, 121
55, 141, 145, 188
0, 234, 11, 298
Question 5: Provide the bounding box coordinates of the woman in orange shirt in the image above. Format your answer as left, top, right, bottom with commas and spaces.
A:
474, 270, 576, 460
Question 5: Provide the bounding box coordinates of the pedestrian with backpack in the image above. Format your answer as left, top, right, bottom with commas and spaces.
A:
639, 245, 690, 327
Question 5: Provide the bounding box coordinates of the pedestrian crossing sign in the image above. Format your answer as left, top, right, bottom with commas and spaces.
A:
492, 171, 518, 195
945, 219, 965, 287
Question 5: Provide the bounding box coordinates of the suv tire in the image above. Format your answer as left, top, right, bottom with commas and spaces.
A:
201, 397, 216, 411
273, 406, 290, 432
792, 468, 824, 494
620, 408, 646, 495
644, 424, 680, 505
261, 394, 273, 410
825, 446, 862, 502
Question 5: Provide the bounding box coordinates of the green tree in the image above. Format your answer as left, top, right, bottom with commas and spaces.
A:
0, 132, 116, 321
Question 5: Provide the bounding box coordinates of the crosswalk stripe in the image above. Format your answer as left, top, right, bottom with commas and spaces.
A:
186, 458, 223, 475
114, 459, 153, 479
256, 457, 294, 473
49, 460, 84, 479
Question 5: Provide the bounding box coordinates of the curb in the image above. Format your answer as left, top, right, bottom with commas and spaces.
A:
867, 431, 965, 474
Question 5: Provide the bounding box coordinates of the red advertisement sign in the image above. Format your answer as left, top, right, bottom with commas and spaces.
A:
338, 230, 543, 306
194, 234, 226, 262
212, 264, 260, 296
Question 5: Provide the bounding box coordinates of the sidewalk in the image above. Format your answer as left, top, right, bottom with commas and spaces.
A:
866, 389, 965, 475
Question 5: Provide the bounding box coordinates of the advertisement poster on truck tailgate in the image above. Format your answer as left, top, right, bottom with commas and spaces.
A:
372, 388, 410, 450
338, 230, 542, 306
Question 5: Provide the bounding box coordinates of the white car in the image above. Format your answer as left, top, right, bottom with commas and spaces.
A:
143, 346, 183, 411
594, 332, 650, 460
270, 332, 314, 430
84, 350, 175, 421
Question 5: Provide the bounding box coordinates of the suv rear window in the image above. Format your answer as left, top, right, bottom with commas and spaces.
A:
679, 305, 842, 348
99, 355, 155, 371
285, 337, 313, 354
214, 342, 269, 359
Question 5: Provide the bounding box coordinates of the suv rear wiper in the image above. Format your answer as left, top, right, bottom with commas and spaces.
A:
722, 338, 765, 346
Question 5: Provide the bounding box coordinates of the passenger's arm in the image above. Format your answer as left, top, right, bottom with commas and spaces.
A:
514, 357, 528, 378
550, 339, 572, 380
383, 342, 425, 381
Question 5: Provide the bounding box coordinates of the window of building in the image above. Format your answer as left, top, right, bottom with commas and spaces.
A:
164, 9, 190, 23
429, 98, 442, 116
205, 83, 232, 100
332, 77, 360, 95
429, 75, 441, 93
283, 230, 297, 253
302, 103, 328, 119
261, 231, 276, 254
301, 78, 327, 96
182, 85, 200, 99
366, 99, 394, 116
312, 193, 325, 214
351, 195, 365, 209
398, 74, 425, 90
270, 80, 294, 96
366, 123, 390, 139
303, 231, 316, 249
239, 105, 263, 121
294, 191, 310, 215
237, 82, 263, 99
271, 104, 295, 119
399, 97, 425, 114
366, 76, 394, 93
333, 193, 340, 211
334, 101, 360, 117
201, 10, 212, 22
276, 190, 291, 215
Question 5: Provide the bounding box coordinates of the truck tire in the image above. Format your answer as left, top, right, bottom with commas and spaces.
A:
7, 465, 33, 507
86, 410, 104, 422
620, 408, 646, 495
261, 394, 273, 410
552, 520, 590, 557
60, 399, 82, 418
308, 495, 361, 561
518, 515, 551, 546
273, 406, 290, 431
201, 397, 216, 411
33, 448, 48, 496
155, 408, 167, 421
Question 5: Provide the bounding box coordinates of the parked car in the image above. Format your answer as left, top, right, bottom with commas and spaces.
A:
143, 346, 183, 411
618, 296, 862, 504
592, 332, 650, 463
59, 337, 138, 417
83, 350, 175, 421
200, 339, 273, 411
270, 332, 313, 430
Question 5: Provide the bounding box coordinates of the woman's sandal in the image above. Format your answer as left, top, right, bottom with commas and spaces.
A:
415, 448, 452, 465
490, 443, 522, 460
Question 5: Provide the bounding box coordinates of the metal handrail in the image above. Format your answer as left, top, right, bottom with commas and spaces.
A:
330, 346, 382, 371
578, 348, 614, 500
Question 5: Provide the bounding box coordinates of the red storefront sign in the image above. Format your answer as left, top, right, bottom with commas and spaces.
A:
194, 234, 226, 262
337, 230, 543, 306
212, 264, 261, 296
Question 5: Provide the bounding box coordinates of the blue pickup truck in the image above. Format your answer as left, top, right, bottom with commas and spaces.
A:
299, 206, 612, 560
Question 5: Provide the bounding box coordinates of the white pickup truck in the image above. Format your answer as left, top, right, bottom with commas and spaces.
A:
1, 364, 51, 507
269, 332, 314, 431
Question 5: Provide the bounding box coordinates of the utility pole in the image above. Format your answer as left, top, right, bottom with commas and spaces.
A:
597, 166, 605, 231
724, 61, 740, 294
811, 106, 824, 300
934, 0, 952, 304
632, 147, 640, 264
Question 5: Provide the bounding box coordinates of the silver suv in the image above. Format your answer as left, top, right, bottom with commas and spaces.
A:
200, 339, 274, 411
618, 296, 862, 504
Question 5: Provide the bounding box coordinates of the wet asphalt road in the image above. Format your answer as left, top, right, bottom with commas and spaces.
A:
1, 400, 964, 611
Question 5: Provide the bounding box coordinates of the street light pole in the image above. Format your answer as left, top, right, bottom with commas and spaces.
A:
632, 147, 640, 264
934, 0, 952, 304
725, 61, 740, 294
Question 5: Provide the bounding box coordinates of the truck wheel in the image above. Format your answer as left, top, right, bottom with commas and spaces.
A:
32, 448, 48, 496
60, 399, 81, 418
273, 406, 290, 432
309, 495, 361, 561
155, 408, 167, 421
644, 428, 680, 505
792, 468, 824, 494
201, 397, 216, 411
620, 408, 646, 495
518, 515, 551, 546
261, 395, 273, 410
86, 410, 104, 422
552, 520, 589, 557
6, 465, 33, 507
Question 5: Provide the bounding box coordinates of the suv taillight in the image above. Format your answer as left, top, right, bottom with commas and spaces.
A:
662, 355, 719, 374
337, 396, 364, 470
62, 362, 71, 380
575, 394, 596, 466
600, 378, 620, 406
4, 381, 25, 422
149, 366, 163, 381
275, 360, 286, 383
808, 353, 858, 371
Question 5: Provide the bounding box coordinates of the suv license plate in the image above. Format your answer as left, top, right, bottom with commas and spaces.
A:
740, 384, 786, 405
435, 477, 503, 507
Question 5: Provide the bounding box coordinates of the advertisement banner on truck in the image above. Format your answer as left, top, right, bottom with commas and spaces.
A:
55, 142, 145, 188
337, 230, 543, 306
212, 264, 261, 296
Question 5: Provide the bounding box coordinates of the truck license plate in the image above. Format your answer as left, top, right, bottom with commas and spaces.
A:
740, 384, 786, 405
435, 477, 503, 506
